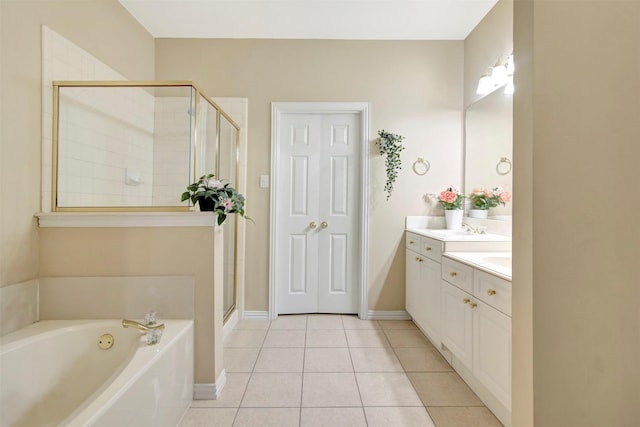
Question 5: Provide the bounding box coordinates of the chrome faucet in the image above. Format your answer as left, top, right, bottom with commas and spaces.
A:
462, 222, 487, 235
122, 319, 165, 333
462, 222, 478, 234
122, 319, 165, 345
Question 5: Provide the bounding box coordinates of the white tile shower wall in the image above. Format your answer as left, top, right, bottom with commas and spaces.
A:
152, 97, 192, 206
41, 26, 154, 210
39, 276, 195, 320
0, 280, 39, 336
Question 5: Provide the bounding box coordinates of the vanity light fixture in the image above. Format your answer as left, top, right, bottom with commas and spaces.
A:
475, 53, 515, 95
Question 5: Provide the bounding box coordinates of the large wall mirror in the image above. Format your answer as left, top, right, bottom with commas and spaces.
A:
464, 87, 513, 219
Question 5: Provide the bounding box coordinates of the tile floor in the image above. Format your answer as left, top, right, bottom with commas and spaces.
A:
179, 315, 503, 427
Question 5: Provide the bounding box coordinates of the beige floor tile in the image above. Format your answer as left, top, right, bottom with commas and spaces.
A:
241, 373, 303, 407
270, 314, 308, 329
234, 319, 271, 330
263, 330, 306, 347
224, 330, 268, 348
302, 373, 362, 407
191, 373, 250, 408
300, 407, 367, 427
378, 320, 418, 330
304, 348, 354, 372
306, 329, 348, 347
341, 315, 380, 330
364, 406, 436, 427
349, 347, 404, 372
408, 373, 483, 407
307, 314, 344, 329
384, 329, 430, 348
427, 406, 504, 427
394, 347, 453, 372
233, 408, 300, 427
254, 348, 305, 372
224, 348, 261, 372
179, 408, 237, 427
355, 372, 422, 406
345, 329, 390, 347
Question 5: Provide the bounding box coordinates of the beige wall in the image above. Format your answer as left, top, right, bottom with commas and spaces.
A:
514, 0, 640, 425
156, 39, 465, 312
464, 0, 514, 108
39, 227, 222, 383
0, 0, 154, 287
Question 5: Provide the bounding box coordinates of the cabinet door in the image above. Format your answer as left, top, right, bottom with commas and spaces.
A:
420, 257, 441, 345
441, 281, 473, 370
405, 249, 422, 320
473, 299, 512, 409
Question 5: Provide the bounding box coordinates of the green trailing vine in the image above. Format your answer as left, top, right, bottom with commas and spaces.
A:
377, 129, 405, 200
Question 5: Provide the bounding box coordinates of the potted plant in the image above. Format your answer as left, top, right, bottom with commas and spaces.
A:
181, 174, 248, 225
376, 129, 405, 200
438, 185, 465, 229
468, 187, 511, 218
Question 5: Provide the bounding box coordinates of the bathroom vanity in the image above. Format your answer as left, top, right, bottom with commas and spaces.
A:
405, 225, 512, 426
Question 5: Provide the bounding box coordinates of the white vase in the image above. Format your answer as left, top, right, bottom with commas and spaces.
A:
444, 209, 464, 230
469, 209, 489, 219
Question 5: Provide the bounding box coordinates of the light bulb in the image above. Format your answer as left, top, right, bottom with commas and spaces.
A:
506, 54, 515, 75
476, 72, 494, 95
504, 80, 514, 95
491, 61, 509, 86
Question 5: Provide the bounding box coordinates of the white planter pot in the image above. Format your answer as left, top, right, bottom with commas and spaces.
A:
444, 209, 464, 230
469, 209, 489, 219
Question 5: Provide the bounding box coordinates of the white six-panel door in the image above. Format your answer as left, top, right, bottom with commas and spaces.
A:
275, 112, 360, 314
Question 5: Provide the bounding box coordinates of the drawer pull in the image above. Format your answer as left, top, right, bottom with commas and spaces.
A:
450, 272, 457, 277
470, 302, 478, 309
463, 298, 471, 304
409, 240, 415, 244
425, 247, 432, 251
487, 289, 496, 296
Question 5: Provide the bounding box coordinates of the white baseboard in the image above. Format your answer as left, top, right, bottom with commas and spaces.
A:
193, 369, 226, 400
223, 310, 239, 339
242, 310, 270, 320
367, 310, 412, 320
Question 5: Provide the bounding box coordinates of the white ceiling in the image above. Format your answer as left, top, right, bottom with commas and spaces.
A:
118, 0, 498, 40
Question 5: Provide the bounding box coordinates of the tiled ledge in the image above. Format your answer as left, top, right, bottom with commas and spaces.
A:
35, 212, 218, 228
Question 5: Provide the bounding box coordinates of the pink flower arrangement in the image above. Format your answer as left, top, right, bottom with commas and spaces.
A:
469, 186, 511, 210
438, 185, 465, 210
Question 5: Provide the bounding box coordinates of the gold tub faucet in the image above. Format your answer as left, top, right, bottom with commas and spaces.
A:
122, 319, 165, 333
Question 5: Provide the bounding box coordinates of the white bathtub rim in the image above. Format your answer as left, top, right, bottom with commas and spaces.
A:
65, 319, 193, 427
1, 319, 193, 427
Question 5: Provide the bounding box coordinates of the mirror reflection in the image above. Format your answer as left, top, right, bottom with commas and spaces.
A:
464, 86, 513, 219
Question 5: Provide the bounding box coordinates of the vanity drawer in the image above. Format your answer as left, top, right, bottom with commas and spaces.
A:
441, 257, 474, 294
406, 232, 421, 251
421, 236, 443, 262
474, 270, 512, 316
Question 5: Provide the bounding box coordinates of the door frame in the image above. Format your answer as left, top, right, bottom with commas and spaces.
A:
269, 102, 370, 320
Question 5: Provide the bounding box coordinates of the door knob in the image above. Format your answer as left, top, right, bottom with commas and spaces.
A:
321, 221, 328, 229
309, 221, 317, 229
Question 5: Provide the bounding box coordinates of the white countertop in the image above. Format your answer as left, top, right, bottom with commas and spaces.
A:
443, 251, 512, 281
406, 228, 512, 243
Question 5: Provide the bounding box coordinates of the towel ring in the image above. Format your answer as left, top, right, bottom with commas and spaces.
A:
412, 157, 430, 175
496, 157, 512, 175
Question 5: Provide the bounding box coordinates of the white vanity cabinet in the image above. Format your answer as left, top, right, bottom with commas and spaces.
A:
440, 255, 512, 424
405, 232, 442, 345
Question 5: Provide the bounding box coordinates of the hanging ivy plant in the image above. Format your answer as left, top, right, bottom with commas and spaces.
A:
377, 129, 405, 200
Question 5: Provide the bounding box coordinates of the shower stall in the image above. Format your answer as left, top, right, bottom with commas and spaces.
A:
51, 81, 242, 321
